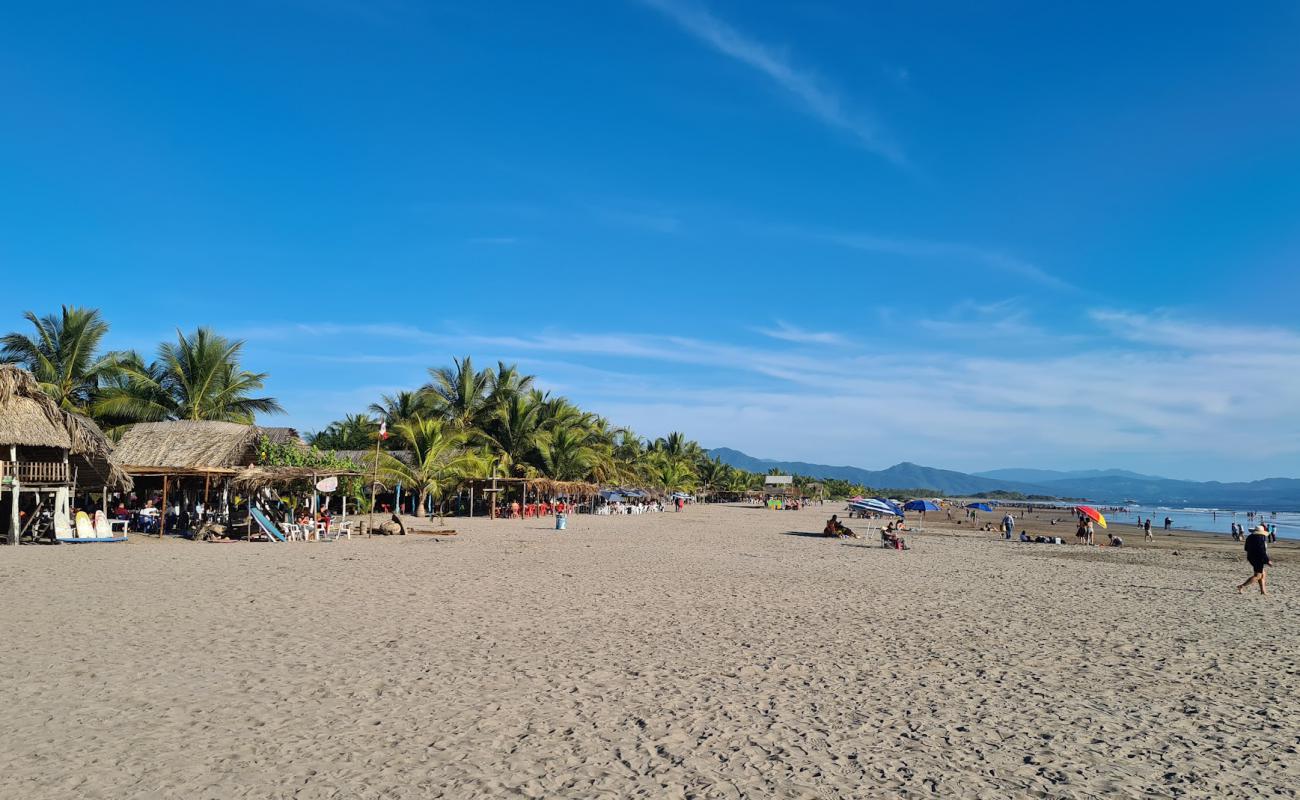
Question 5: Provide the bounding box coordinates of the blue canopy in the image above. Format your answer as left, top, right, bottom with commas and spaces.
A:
966, 502, 993, 512
904, 499, 940, 512
849, 499, 902, 517
600, 491, 626, 502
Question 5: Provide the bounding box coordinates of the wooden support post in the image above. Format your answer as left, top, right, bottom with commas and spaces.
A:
160, 474, 169, 539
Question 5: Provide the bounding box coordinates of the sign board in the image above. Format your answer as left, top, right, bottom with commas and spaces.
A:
315, 476, 339, 493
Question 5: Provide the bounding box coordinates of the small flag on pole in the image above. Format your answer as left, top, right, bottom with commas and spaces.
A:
379, 421, 388, 440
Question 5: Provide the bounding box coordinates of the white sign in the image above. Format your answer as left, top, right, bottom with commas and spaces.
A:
315, 476, 339, 493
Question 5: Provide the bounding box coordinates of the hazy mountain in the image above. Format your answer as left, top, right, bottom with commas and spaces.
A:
708, 448, 1300, 509
705, 448, 1048, 496
973, 467, 1163, 483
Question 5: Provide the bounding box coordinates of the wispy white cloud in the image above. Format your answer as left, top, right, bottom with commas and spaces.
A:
246, 312, 1300, 479
826, 233, 1076, 292
641, 0, 903, 163
1091, 310, 1300, 353
757, 321, 846, 346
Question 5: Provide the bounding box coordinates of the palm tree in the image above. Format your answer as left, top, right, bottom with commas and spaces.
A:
484, 361, 534, 408
537, 426, 601, 481
424, 356, 490, 431
479, 392, 544, 476
643, 453, 697, 493
0, 305, 118, 414
696, 458, 731, 498
93, 327, 282, 426
374, 416, 475, 519
368, 390, 429, 434
309, 413, 378, 449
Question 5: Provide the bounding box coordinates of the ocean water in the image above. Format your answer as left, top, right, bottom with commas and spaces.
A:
1117, 506, 1299, 540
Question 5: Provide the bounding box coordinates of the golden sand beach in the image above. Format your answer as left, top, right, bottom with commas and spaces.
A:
1, 503, 1295, 798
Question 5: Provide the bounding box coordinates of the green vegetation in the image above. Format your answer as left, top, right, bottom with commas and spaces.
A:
1, 306, 967, 501
1, 306, 279, 437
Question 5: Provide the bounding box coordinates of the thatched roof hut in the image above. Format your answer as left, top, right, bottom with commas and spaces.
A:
0, 365, 131, 489
111, 421, 302, 476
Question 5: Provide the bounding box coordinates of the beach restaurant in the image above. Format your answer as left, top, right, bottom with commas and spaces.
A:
110, 421, 352, 537
0, 365, 133, 544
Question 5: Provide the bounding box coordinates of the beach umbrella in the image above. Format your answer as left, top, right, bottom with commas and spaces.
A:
849, 499, 902, 517
966, 502, 993, 512
875, 498, 905, 516
1075, 505, 1108, 529
904, 499, 940, 512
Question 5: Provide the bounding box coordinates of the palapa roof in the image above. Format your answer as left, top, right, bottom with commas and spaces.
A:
231, 464, 362, 491
112, 421, 303, 475
0, 365, 132, 489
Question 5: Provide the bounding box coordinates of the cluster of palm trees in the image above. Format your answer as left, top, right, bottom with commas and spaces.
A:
309, 356, 767, 500
1, 306, 281, 435
1, 307, 775, 508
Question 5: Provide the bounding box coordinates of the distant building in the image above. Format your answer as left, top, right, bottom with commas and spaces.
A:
763, 474, 795, 498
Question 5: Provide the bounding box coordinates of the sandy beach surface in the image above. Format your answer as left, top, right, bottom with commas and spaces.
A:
1, 503, 1296, 799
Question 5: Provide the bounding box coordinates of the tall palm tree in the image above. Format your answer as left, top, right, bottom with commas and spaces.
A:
537, 426, 601, 481
0, 305, 118, 414
374, 416, 475, 519
479, 392, 544, 476
93, 327, 282, 426
484, 361, 535, 408
309, 413, 378, 449
424, 356, 490, 431
643, 453, 698, 493
368, 390, 429, 431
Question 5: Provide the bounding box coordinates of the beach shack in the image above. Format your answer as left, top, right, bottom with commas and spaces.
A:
0, 365, 132, 544
111, 421, 306, 535
763, 474, 795, 498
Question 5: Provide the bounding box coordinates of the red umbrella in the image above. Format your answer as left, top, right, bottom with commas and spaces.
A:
1075, 505, 1108, 529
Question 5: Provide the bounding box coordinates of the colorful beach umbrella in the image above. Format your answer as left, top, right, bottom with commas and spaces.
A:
1075, 505, 1108, 529
966, 502, 993, 512
904, 499, 941, 512
849, 499, 902, 517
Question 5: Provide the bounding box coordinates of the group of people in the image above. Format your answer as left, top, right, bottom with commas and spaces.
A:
1231, 521, 1278, 543
822, 514, 908, 549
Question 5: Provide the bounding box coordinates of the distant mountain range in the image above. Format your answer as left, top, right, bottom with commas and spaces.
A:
707, 447, 1300, 510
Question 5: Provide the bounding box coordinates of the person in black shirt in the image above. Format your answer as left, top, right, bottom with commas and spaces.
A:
1237, 524, 1272, 595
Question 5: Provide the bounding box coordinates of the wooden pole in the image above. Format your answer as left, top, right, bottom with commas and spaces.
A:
160, 474, 169, 539
369, 432, 382, 532
5, 445, 15, 545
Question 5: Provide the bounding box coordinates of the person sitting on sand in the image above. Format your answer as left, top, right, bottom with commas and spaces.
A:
1019, 531, 1031, 542
882, 522, 905, 549
824, 515, 841, 536
1108, 533, 1123, 547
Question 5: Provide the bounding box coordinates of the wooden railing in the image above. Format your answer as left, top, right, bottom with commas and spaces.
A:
0, 461, 70, 484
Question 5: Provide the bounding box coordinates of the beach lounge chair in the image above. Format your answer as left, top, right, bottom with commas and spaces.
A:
249, 507, 287, 542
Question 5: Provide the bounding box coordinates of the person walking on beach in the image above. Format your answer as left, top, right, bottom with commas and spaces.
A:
1164, 516, 1172, 531
1143, 518, 1153, 541
1237, 524, 1273, 595
1001, 511, 1015, 540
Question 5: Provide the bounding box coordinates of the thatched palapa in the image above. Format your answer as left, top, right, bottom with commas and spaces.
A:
0, 365, 131, 490
111, 421, 302, 476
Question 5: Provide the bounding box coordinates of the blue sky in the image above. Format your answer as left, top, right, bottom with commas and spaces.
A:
3, 1, 1299, 481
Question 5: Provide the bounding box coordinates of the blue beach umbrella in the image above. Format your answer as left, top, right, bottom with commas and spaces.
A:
904, 499, 941, 512
850, 499, 902, 517
875, 498, 905, 516
966, 502, 993, 512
